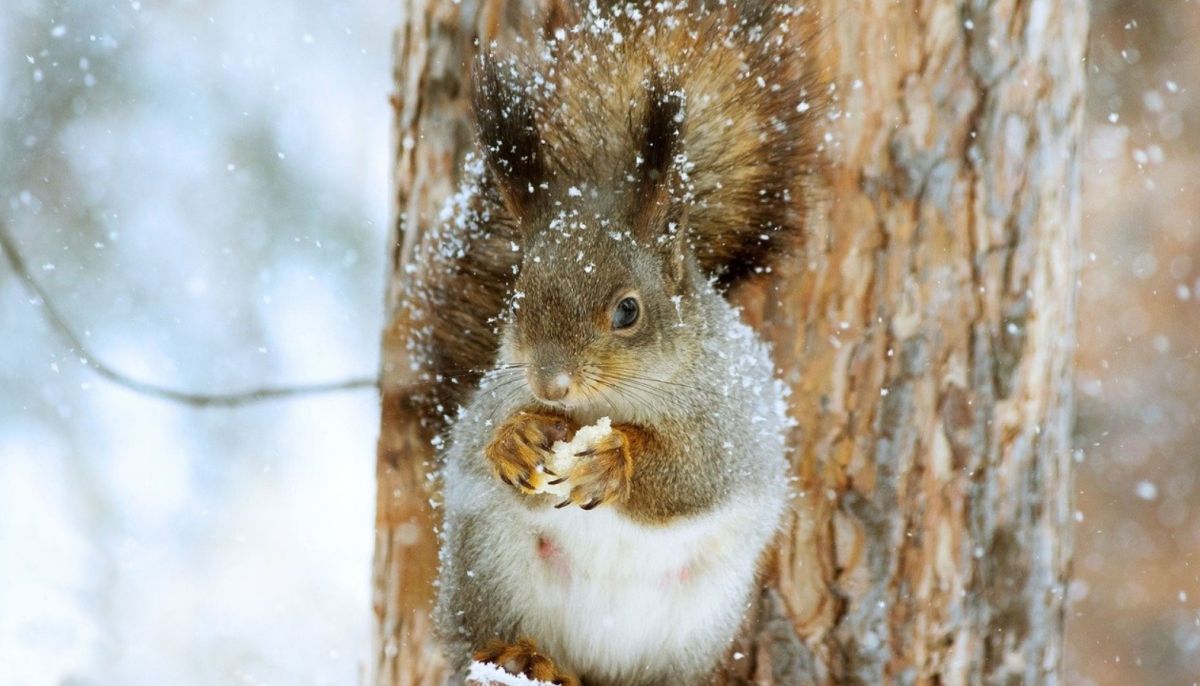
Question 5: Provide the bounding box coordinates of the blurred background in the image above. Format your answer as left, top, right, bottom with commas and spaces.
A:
0, 1, 396, 683
0, 1, 1196, 685
1070, 1, 1200, 684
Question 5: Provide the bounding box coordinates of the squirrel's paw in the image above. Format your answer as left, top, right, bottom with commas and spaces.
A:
555, 427, 633, 510
485, 410, 574, 494
472, 637, 580, 686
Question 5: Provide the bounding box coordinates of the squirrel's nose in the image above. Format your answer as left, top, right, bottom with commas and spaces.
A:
531, 370, 572, 402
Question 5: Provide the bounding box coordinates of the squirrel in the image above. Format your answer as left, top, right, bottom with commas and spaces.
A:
429, 1, 823, 685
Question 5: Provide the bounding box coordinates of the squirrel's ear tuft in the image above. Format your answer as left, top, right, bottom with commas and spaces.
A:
629, 75, 685, 237
473, 54, 545, 219
637, 76, 684, 192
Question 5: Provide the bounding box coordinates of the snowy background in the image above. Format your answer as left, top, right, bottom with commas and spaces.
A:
0, 1, 396, 683
0, 1, 1197, 685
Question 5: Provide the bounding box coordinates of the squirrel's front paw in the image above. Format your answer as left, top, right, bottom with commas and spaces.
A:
485, 410, 574, 494
472, 637, 579, 686
555, 427, 633, 510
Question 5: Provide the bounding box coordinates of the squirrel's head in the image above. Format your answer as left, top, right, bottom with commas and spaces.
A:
476, 55, 702, 412
499, 212, 700, 411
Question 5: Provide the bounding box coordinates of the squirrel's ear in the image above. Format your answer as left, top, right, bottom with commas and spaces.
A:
630, 75, 689, 285
629, 75, 685, 238
473, 54, 545, 219
636, 75, 684, 197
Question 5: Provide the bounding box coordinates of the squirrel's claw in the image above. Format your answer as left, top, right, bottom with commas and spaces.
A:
559, 428, 634, 510
484, 409, 576, 495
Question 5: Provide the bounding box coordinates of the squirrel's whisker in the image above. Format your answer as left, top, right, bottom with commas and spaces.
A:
600, 367, 722, 399
480, 376, 529, 413
581, 372, 635, 410
591, 369, 670, 400
481, 372, 526, 392
587, 372, 663, 413
435, 362, 527, 376
601, 364, 710, 392
579, 374, 620, 416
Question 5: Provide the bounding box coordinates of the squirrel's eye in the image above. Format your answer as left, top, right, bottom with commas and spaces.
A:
612, 297, 640, 330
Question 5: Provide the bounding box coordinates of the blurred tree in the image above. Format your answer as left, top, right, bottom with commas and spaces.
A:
371, 1, 1085, 685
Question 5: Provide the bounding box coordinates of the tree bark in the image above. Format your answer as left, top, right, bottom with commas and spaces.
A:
372, 1, 1086, 685
371, 1, 475, 683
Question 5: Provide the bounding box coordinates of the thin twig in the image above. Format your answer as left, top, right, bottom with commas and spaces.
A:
0, 219, 380, 407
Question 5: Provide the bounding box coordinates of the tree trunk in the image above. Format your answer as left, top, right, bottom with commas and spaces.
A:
371, 1, 1086, 685
371, 1, 475, 683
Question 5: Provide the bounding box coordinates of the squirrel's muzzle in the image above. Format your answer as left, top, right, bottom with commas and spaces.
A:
529, 368, 572, 403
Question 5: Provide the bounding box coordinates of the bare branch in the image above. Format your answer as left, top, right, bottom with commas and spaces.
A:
0, 219, 379, 408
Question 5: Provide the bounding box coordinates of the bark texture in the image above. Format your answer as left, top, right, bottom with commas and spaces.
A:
372, 1, 1086, 684
372, 1, 475, 683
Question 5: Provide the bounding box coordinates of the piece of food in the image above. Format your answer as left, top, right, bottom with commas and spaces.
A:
534, 417, 612, 497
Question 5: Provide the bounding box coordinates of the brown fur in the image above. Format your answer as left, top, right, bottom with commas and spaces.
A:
529, 4, 825, 286
405, 176, 522, 425
413, 0, 825, 422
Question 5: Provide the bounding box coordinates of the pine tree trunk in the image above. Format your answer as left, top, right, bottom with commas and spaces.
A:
371, 1, 1086, 684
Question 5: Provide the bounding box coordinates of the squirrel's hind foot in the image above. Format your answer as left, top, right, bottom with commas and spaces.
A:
472, 637, 580, 686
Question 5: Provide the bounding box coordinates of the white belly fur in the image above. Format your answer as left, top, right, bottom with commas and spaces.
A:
511, 499, 765, 683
